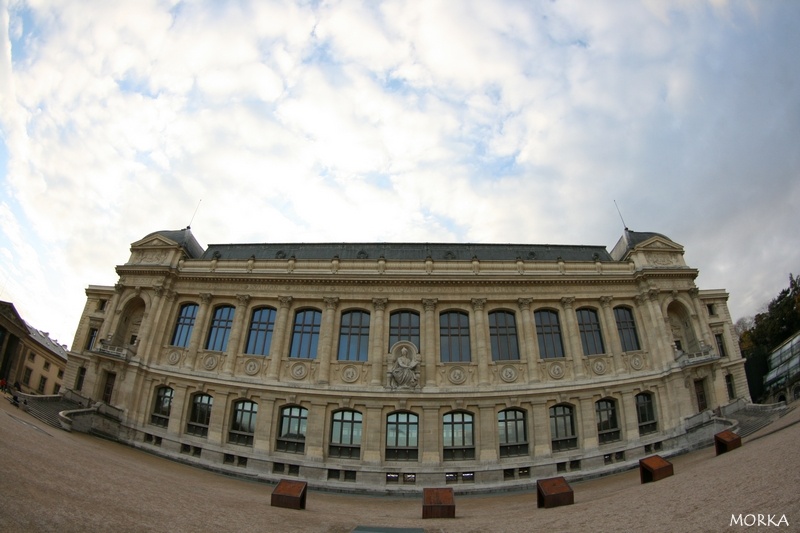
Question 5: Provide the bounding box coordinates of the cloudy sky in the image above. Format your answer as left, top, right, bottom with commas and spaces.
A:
1, 0, 798, 349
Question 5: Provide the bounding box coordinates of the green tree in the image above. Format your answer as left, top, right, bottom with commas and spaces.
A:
741, 274, 800, 401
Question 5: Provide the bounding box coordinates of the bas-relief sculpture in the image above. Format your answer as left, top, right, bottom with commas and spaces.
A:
387, 345, 421, 390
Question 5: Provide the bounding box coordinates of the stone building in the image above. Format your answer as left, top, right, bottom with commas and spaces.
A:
1, 301, 69, 395
63, 227, 749, 491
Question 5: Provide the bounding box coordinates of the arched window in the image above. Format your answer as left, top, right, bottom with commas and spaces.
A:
277, 406, 308, 454
290, 309, 322, 359
635, 392, 658, 435
549, 404, 577, 452
489, 311, 520, 361
171, 303, 198, 347
329, 410, 363, 459
498, 408, 528, 457
595, 399, 620, 444
337, 311, 370, 361
614, 306, 640, 352
443, 411, 475, 460
576, 308, 605, 355
534, 309, 564, 359
440, 311, 471, 363
245, 307, 277, 356
150, 386, 173, 428
187, 393, 213, 437
229, 400, 258, 446
386, 412, 419, 461
206, 305, 235, 352
389, 310, 420, 350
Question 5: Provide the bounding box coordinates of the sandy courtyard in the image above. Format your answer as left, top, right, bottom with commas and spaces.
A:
1, 398, 797, 533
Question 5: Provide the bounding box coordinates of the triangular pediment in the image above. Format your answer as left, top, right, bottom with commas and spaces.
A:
633, 236, 684, 253
131, 235, 179, 249
0, 301, 30, 335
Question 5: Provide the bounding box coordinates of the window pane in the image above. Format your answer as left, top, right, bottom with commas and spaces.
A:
290, 310, 322, 359
246, 307, 276, 355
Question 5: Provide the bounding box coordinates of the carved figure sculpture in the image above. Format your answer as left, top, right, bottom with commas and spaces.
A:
388, 347, 420, 390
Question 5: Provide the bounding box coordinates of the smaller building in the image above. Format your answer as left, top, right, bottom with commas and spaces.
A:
0, 301, 69, 395
762, 330, 800, 404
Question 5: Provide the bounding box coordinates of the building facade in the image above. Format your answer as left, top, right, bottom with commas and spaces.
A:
762, 330, 800, 404
63, 228, 749, 492
1, 301, 69, 395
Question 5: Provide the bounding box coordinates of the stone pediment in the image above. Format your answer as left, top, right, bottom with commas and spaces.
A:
131, 235, 179, 249
631, 236, 686, 268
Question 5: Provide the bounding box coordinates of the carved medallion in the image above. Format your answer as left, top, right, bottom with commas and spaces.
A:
167, 351, 180, 365
203, 354, 218, 371
244, 359, 261, 376
500, 365, 518, 383
592, 359, 607, 375
630, 354, 645, 371
448, 366, 467, 385
548, 361, 565, 380
341, 365, 359, 383
290, 362, 308, 380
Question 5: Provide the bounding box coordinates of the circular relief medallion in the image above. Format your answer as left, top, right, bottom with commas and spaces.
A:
500, 365, 518, 383
592, 359, 607, 375
630, 354, 645, 371
341, 365, 359, 383
203, 354, 218, 371
548, 361, 565, 380
290, 362, 308, 380
244, 359, 261, 376
448, 366, 467, 385
167, 351, 180, 365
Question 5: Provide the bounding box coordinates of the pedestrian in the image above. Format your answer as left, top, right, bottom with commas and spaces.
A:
0, 378, 6, 392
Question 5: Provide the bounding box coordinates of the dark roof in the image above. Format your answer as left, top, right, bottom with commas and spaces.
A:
610, 229, 676, 261
27, 326, 69, 361
201, 242, 613, 262
143, 228, 205, 259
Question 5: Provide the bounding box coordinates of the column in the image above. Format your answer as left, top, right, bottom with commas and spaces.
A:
478, 404, 497, 462
267, 296, 293, 380
188, 293, 212, 360
621, 391, 640, 442
317, 297, 339, 384
369, 299, 387, 386
222, 295, 250, 374
422, 299, 438, 388
472, 298, 490, 386
518, 298, 539, 379
421, 405, 440, 464
97, 283, 124, 341
362, 405, 383, 464
560, 297, 585, 378
206, 390, 229, 446
167, 384, 189, 437
599, 296, 624, 372
644, 289, 671, 369
578, 397, 598, 451
253, 397, 276, 454
688, 288, 714, 349
531, 401, 551, 457
137, 288, 163, 365
304, 402, 326, 461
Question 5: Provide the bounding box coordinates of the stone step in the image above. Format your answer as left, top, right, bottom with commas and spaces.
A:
25, 398, 83, 430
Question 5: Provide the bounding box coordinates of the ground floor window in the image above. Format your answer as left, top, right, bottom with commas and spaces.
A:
277, 406, 307, 454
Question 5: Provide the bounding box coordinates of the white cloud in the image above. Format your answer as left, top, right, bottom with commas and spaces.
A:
0, 0, 799, 348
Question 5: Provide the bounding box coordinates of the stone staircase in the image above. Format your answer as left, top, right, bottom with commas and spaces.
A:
730, 404, 790, 437
24, 396, 84, 430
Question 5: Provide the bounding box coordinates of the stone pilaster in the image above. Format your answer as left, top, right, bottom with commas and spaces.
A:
472, 298, 490, 386
369, 299, 388, 385
422, 299, 437, 388
267, 296, 292, 380
317, 297, 339, 384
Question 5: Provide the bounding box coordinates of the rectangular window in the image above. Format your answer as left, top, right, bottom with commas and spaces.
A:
636, 393, 658, 435
289, 310, 322, 359
715, 333, 727, 358
576, 308, 605, 356
386, 412, 419, 461
206, 306, 235, 352
614, 307, 641, 352
102, 372, 116, 404
171, 303, 198, 348
489, 311, 520, 361
28, 352, 35, 362
23, 367, 33, 386
245, 307, 277, 356
43, 361, 51, 371
440, 312, 471, 363
75, 367, 86, 391
534, 310, 564, 359
38, 376, 47, 394
337, 311, 370, 362
86, 328, 99, 351
389, 311, 420, 350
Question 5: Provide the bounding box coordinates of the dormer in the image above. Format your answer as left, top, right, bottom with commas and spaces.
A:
610, 229, 687, 270
126, 227, 205, 268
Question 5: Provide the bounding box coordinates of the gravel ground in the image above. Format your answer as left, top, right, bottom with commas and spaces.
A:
1, 397, 797, 533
